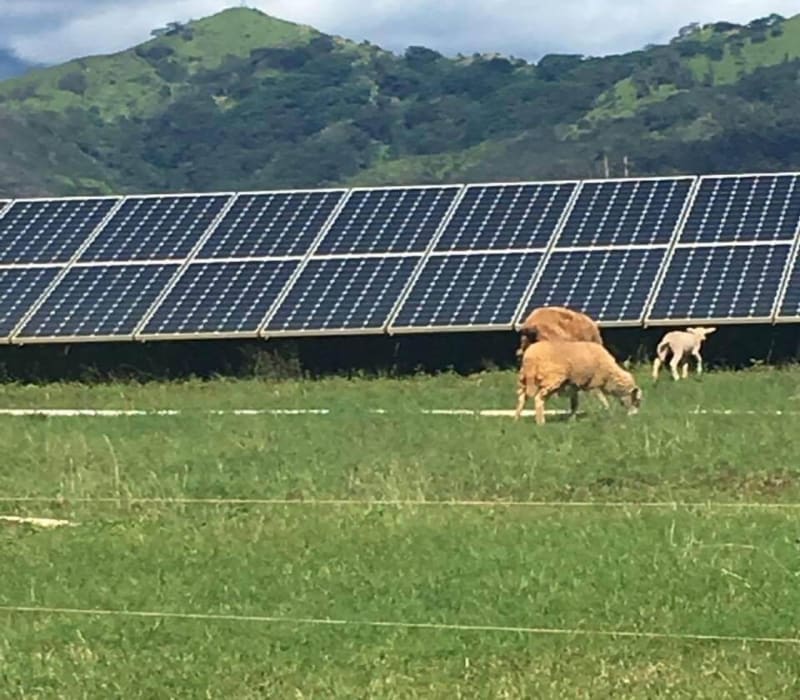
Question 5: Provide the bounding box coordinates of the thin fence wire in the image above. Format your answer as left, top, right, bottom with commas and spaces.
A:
0, 604, 797, 646
2, 496, 799, 509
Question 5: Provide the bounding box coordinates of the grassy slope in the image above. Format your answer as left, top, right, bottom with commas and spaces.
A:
0, 8, 318, 121
582, 15, 800, 129
1, 367, 800, 696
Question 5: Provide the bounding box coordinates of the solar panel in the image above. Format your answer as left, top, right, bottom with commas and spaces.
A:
647, 244, 790, 323
433, 182, 577, 251
0, 198, 120, 264
522, 248, 667, 325
679, 174, 800, 244
16, 264, 179, 340
554, 178, 694, 247
265, 256, 420, 334
79, 194, 232, 262
197, 190, 346, 259
314, 186, 460, 255
390, 252, 544, 331
0, 267, 59, 339
139, 260, 299, 337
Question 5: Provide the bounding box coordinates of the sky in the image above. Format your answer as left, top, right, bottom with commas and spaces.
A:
2, 0, 800, 65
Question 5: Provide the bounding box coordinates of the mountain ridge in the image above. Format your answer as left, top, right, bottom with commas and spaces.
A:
1, 7, 799, 197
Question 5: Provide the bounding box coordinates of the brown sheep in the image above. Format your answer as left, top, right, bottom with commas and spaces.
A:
516, 306, 603, 358
517, 305, 608, 409
514, 340, 642, 425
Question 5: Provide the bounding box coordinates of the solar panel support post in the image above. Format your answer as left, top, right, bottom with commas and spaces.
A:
384, 184, 469, 335
511, 180, 584, 331
258, 188, 353, 339
641, 176, 701, 328
131, 192, 240, 341
769, 206, 800, 325
8, 197, 127, 345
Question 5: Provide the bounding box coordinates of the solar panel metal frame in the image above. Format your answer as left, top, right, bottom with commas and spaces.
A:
136, 188, 350, 342
644, 172, 800, 327
4, 197, 127, 345
263, 185, 468, 338
388, 180, 581, 335
514, 175, 699, 329
11, 193, 239, 344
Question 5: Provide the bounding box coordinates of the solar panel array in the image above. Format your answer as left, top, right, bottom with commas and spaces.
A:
646, 174, 800, 325
525, 177, 695, 326
264, 186, 461, 336
390, 182, 577, 332
3, 172, 800, 346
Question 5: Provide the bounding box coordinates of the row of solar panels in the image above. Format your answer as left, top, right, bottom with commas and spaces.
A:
1, 172, 800, 345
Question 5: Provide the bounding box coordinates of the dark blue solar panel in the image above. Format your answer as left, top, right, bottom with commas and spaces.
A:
0, 198, 119, 264
0, 267, 59, 338
555, 178, 693, 247
18, 264, 178, 338
392, 253, 543, 328
434, 182, 576, 251
80, 195, 232, 262
523, 248, 666, 324
267, 256, 419, 332
141, 260, 299, 336
648, 244, 790, 321
197, 190, 345, 259
680, 175, 800, 243
315, 187, 460, 254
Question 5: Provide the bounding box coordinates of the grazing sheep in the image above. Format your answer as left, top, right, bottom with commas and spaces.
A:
516, 305, 609, 410
652, 327, 717, 381
514, 340, 642, 425
516, 306, 603, 358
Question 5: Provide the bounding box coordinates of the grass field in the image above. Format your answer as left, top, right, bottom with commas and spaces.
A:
2, 364, 800, 698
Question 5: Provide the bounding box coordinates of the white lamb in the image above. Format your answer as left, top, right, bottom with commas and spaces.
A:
514, 340, 642, 425
651, 327, 716, 381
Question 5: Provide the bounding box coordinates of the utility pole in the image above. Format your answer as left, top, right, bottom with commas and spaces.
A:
603, 153, 610, 179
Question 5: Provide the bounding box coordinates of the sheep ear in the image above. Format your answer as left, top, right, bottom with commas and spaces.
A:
706, 327, 717, 335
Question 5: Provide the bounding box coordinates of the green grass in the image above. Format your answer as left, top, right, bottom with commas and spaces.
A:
1, 365, 800, 697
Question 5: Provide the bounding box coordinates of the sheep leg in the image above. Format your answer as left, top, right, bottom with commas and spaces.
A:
669, 353, 682, 381
568, 386, 580, 420
692, 349, 703, 375
651, 356, 662, 381
681, 358, 690, 379
514, 372, 528, 421
534, 383, 562, 426
652, 343, 669, 381
593, 389, 610, 410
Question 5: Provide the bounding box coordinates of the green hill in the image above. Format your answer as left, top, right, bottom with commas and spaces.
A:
1, 7, 800, 197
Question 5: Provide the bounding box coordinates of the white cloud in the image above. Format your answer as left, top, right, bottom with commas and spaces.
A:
2, 0, 800, 64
